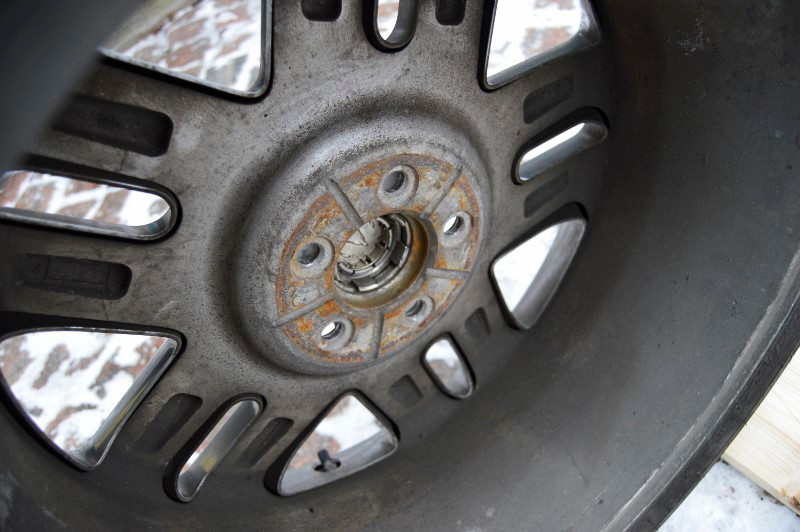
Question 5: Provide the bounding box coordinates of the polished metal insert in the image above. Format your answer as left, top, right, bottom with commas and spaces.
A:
0, 329, 179, 469
485, 0, 600, 88
366, 0, 419, 51
377, 0, 400, 40
492, 218, 586, 329
278, 393, 398, 496
422, 337, 473, 399
0, 170, 174, 240
515, 121, 607, 183
102, 0, 271, 97
173, 398, 262, 502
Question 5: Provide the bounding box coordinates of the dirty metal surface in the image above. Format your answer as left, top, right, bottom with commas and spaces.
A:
273, 151, 482, 370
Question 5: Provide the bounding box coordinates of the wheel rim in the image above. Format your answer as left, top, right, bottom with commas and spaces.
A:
1, 0, 800, 529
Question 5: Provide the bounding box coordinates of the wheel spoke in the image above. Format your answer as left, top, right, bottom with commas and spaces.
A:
484, 56, 613, 261
0, 222, 189, 330
24, 61, 242, 193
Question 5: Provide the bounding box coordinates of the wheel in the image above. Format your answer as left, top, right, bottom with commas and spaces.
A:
0, 0, 799, 530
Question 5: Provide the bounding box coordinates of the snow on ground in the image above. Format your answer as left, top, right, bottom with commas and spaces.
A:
0, 332, 167, 452
0, 171, 169, 227
488, 0, 583, 78
287, 394, 389, 471
315, 395, 383, 452
377, 0, 400, 40
520, 123, 584, 165
112, 0, 262, 92
493, 223, 557, 311
372, 1, 428, 41
661, 461, 800, 531
425, 337, 471, 394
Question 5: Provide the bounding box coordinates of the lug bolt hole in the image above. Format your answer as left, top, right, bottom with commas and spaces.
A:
403, 295, 434, 326
378, 165, 418, 206
321, 321, 343, 340
317, 317, 355, 351
405, 299, 426, 318
297, 243, 321, 265
443, 215, 463, 235
383, 170, 406, 193
291, 237, 334, 278
441, 211, 472, 247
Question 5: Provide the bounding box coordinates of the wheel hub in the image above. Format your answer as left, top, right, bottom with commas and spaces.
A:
239, 119, 487, 374
334, 214, 413, 296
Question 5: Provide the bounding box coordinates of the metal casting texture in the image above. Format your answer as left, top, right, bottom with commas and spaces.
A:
270, 150, 482, 372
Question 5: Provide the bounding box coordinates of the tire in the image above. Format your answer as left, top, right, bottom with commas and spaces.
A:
1, 1, 799, 530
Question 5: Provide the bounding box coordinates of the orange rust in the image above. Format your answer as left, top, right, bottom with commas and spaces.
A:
340, 154, 442, 191
317, 204, 340, 229
379, 277, 457, 353
286, 314, 374, 363
383, 304, 408, 320
457, 192, 469, 211
316, 299, 340, 318
434, 255, 449, 269
275, 151, 481, 365
351, 317, 370, 328
363, 174, 378, 187
276, 195, 340, 313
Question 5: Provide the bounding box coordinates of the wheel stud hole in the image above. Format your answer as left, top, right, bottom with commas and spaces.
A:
297, 243, 321, 265
443, 214, 463, 235
402, 295, 433, 326
378, 165, 417, 206
405, 299, 426, 319
321, 321, 343, 340
290, 238, 333, 279
317, 318, 355, 351
440, 211, 472, 248
383, 170, 406, 193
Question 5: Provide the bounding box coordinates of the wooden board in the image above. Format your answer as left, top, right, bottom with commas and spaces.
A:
723, 351, 800, 515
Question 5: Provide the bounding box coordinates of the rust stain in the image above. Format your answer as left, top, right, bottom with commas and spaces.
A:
316, 300, 340, 318
434, 255, 449, 269
363, 174, 378, 187
274, 151, 481, 366
383, 305, 407, 320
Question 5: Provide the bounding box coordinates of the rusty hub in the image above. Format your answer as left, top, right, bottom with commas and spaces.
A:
271, 151, 483, 371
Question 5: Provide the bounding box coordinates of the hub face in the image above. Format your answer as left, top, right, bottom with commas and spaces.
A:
271, 150, 482, 371
234, 114, 487, 375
